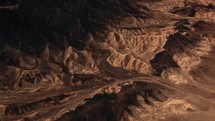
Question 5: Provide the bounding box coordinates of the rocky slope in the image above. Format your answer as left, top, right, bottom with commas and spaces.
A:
0, 0, 215, 121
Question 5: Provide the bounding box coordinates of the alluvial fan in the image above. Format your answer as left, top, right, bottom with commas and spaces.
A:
0, 0, 215, 121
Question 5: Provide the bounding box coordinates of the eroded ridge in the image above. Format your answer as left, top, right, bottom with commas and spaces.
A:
0, 0, 215, 121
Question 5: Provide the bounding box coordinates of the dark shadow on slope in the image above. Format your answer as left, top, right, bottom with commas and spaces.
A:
57, 81, 174, 121
0, 0, 150, 63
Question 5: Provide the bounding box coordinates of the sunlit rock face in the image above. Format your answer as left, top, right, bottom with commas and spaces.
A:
0, 0, 215, 121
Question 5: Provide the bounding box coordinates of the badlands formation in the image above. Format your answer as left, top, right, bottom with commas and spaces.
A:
0, 0, 215, 121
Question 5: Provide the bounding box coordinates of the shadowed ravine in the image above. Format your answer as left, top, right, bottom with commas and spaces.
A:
0, 0, 215, 121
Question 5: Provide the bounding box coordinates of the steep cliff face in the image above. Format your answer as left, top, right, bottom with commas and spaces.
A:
0, 0, 215, 121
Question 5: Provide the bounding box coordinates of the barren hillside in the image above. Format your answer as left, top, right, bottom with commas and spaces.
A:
0, 0, 215, 121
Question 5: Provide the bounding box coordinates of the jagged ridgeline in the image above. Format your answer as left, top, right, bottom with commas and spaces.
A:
0, 0, 215, 121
